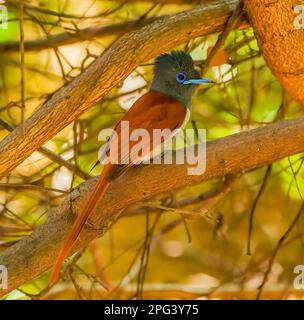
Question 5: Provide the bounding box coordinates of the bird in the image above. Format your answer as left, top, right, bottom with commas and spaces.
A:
49, 50, 213, 286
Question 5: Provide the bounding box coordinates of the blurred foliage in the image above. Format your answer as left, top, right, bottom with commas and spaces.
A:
0, 0, 304, 300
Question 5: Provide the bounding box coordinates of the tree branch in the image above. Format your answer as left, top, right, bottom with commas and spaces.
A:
0, 117, 304, 296
244, 0, 304, 104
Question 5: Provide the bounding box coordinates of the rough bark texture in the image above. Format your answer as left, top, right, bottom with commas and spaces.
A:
1, 117, 304, 296
244, 0, 304, 104
0, 0, 239, 180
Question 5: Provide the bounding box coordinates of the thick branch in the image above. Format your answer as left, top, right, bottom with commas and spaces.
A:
244, 0, 304, 104
0, 0, 240, 180
0, 117, 304, 295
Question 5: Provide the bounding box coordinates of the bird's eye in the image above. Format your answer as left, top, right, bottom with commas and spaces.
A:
176, 72, 186, 84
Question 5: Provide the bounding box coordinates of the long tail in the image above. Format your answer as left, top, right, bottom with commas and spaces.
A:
49, 165, 112, 286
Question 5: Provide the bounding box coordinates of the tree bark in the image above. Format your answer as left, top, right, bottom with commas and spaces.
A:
244, 0, 304, 104
0, 117, 304, 296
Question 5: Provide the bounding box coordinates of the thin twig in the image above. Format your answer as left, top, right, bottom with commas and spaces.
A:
18, 0, 25, 126
256, 201, 304, 300
247, 165, 272, 255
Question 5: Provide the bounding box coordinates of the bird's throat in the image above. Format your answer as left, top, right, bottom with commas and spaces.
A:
150, 84, 192, 109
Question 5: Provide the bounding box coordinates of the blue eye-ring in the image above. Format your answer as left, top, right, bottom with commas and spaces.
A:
176, 72, 186, 84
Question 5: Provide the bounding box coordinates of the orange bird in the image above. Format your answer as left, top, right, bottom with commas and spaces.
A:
50, 51, 213, 285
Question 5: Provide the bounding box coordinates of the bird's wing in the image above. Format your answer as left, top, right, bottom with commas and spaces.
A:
107, 91, 187, 179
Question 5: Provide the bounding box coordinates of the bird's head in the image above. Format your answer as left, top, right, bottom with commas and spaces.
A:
151, 51, 213, 108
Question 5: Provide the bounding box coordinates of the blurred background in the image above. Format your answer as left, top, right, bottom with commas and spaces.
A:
0, 0, 304, 300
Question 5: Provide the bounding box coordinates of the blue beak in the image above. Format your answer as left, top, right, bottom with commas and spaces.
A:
183, 78, 214, 85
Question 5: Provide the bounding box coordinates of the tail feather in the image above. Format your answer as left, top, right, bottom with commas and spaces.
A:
50, 165, 112, 286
